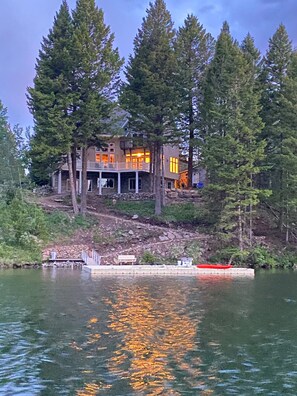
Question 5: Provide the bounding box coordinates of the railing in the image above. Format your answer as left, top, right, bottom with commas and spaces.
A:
91, 249, 101, 265
62, 161, 150, 172
81, 250, 101, 266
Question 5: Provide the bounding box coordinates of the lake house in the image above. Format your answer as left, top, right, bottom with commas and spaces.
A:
52, 115, 180, 196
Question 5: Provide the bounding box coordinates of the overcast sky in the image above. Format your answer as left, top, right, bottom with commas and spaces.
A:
0, 0, 296, 128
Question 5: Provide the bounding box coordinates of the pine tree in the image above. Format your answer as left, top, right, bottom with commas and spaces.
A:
278, 52, 297, 242
260, 24, 293, 231
121, 0, 178, 215
175, 14, 214, 188
72, 0, 123, 215
200, 22, 265, 249
0, 101, 24, 190
241, 34, 264, 242
28, 1, 79, 213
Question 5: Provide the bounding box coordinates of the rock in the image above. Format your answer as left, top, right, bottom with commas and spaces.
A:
159, 235, 169, 242
128, 230, 134, 236
132, 214, 139, 220
167, 232, 175, 240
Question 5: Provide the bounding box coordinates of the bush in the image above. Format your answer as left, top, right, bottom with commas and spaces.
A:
140, 251, 156, 264
210, 246, 279, 268
0, 242, 42, 265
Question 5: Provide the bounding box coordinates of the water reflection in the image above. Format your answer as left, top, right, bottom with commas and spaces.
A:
105, 283, 200, 394
4, 270, 297, 395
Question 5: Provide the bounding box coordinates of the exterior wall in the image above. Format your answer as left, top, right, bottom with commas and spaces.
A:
163, 145, 180, 181
120, 172, 150, 193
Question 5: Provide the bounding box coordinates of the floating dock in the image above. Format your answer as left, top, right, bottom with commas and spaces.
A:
82, 265, 254, 277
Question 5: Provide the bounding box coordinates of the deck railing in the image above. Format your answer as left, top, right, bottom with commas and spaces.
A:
91, 249, 101, 265
62, 161, 150, 172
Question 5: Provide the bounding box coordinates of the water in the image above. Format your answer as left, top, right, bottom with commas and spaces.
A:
0, 269, 297, 395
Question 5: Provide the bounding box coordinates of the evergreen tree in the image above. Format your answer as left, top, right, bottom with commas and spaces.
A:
72, 0, 123, 215
200, 22, 265, 249
241, 33, 261, 82
0, 101, 24, 190
121, 0, 178, 215
28, 1, 79, 213
175, 14, 214, 188
241, 33, 263, 242
260, 24, 293, 231
278, 52, 297, 242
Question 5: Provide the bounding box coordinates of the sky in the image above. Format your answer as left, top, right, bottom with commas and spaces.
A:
0, 0, 296, 129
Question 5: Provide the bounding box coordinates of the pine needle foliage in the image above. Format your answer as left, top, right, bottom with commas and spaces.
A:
121, 0, 178, 215
200, 23, 265, 249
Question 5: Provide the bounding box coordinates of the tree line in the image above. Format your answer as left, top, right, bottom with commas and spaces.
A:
3, 0, 296, 250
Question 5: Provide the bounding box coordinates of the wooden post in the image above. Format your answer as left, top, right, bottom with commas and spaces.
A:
98, 171, 102, 195
57, 170, 62, 194
136, 171, 139, 193
118, 172, 121, 194
79, 170, 82, 195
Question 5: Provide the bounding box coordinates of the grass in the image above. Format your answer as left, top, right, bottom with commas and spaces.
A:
45, 211, 98, 241
108, 200, 214, 226
0, 243, 42, 265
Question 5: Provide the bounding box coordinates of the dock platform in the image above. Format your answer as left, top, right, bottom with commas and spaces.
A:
82, 265, 254, 277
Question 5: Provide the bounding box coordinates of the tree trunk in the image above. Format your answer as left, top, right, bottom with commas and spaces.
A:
80, 146, 88, 216
249, 203, 253, 245
154, 142, 162, 215
161, 145, 165, 207
238, 204, 243, 251
153, 145, 157, 194
279, 132, 284, 232
149, 144, 154, 192
187, 99, 194, 188
71, 144, 77, 194
67, 151, 79, 214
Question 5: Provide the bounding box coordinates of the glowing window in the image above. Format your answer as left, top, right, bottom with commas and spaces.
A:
170, 157, 179, 173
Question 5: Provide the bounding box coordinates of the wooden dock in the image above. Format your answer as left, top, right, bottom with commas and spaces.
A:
82, 265, 255, 277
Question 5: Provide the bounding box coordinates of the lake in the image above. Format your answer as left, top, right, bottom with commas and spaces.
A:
1, 269, 297, 395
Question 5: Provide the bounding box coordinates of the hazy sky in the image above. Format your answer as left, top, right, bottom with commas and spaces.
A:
0, 0, 296, 128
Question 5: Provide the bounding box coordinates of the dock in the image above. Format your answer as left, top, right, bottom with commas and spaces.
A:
82, 265, 255, 277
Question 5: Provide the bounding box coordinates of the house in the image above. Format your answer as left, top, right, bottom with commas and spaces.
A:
178, 161, 206, 189
52, 113, 180, 195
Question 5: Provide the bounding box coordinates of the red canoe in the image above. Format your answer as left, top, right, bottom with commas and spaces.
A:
197, 264, 232, 269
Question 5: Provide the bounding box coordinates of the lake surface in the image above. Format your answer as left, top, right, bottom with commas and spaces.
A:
1, 269, 297, 395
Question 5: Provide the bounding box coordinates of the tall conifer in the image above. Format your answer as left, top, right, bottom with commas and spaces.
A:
260, 24, 293, 231
28, 1, 79, 213
0, 101, 24, 189
175, 15, 214, 188
277, 52, 297, 242
121, 0, 178, 215
201, 23, 265, 249
72, 0, 123, 215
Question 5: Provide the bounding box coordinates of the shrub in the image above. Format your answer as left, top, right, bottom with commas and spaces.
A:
140, 251, 156, 264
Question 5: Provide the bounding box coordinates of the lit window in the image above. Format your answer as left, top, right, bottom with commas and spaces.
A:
170, 157, 179, 173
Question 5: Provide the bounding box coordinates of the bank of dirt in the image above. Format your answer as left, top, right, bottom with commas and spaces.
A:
38, 194, 212, 265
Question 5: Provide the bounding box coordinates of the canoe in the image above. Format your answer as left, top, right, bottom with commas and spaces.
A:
197, 264, 232, 269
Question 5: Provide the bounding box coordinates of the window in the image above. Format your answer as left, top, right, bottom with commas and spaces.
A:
126, 150, 150, 164
96, 152, 114, 164
98, 178, 114, 188
170, 157, 179, 173
129, 178, 142, 191
167, 181, 172, 189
